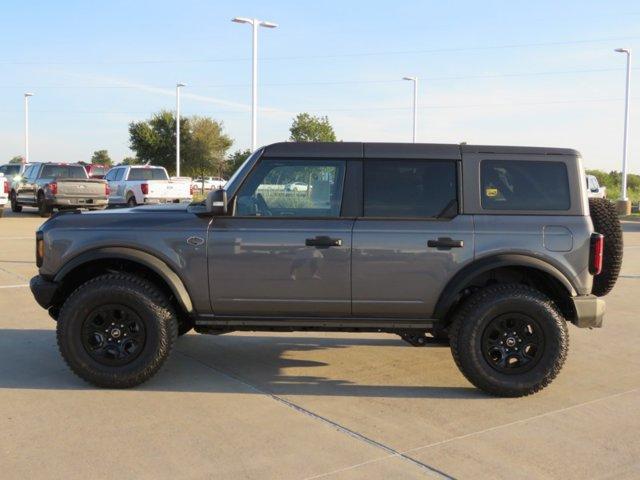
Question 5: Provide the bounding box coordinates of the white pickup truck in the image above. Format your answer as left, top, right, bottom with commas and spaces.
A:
104, 165, 192, 206
0, 174, 8, 217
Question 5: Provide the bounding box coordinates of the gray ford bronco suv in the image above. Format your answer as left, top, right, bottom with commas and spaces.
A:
30, 143, 623, 397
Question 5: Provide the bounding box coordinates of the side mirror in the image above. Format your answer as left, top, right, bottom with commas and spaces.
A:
206, 189, 228, 215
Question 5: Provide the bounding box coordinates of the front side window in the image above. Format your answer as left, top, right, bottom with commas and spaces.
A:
363, 160, 457, 218
481, 160, 570, 211
41, 165, 88, 179
235, 159, 346, 217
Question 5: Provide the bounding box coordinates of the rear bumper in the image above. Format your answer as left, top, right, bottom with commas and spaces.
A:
47, 196, 109, 208
143, 197, 191, 204
571, 294, 605, 328
30, 275, 58, 310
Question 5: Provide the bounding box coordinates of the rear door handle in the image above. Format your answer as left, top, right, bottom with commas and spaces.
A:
427, 237, 464, 249
305, 236, 343, 248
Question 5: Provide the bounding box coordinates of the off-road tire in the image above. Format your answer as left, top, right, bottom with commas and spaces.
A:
57, 273, 178, 388
37, 193, 52, 218
10, 192, 22, 212
449, 284, 568, 397
127, 195, 137, 207
0, 207, 4, 218
589, 198, 623, 297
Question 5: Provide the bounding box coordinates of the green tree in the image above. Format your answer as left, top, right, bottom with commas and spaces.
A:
224, 149, 251, 178
289, 113, 337, 142
129, 110, 189, 175
183, 117, 233, 178
121, 156, 140, 165
9, 155, 24, 164
90, 149, 112, 167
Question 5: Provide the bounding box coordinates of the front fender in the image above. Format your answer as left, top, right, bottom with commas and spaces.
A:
54, 247, 194, 313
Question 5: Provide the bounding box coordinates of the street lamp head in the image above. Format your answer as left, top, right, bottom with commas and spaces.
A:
259, 21, 278, 29
176, 82, 186, 88
24, 92, 34, 97
232, 17, 253, 24
403, 76, 416, 82
614, 48, 630, 54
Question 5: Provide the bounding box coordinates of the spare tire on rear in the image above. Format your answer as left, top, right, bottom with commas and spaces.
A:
589, 198, 623, 296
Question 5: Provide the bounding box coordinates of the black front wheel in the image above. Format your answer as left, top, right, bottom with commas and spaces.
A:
449, 284, 568, 397
10, 192, 22, 212
57, 273, 178, 388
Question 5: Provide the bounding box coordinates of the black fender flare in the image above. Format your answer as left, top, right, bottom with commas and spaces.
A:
54, 247, 194, 313
433, 254, 577, 319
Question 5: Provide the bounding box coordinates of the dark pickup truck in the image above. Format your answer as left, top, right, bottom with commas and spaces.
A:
29, 142, 622, 396
11, 163, 109, 217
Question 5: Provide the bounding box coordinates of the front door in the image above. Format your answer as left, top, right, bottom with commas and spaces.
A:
208, 158, 353, 316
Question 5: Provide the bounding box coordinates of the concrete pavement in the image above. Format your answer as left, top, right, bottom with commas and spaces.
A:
1, 208, 639, 479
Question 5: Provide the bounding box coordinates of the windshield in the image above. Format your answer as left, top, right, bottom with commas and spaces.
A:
41, 165, 88, 179
127, 168, 169, 181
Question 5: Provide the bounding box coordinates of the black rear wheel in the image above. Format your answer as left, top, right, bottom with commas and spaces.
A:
57, 273, 178, 388
450, 284, 568, 397
127, 195, 137, 207
38, 193, 52, 217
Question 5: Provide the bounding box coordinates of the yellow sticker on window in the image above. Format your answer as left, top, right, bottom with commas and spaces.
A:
485, 187, 498, 197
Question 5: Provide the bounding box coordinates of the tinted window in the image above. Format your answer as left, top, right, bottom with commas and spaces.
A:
481, 160, 570, 211
41, 165, 87, 179
23, 165, 35, 180
90, 166, 106, 176
364, 160, 457, 217
0, 164, 21, 176
115, 169, 125, 181
104, 169, 115, 181
127, 168, 169, 181
235, 159, 345, 217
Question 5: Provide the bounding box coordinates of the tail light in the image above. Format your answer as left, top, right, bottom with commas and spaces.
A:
3, 179, 8, 194
105, 183, 110, 196
589, 233, 604, 275
47, 182, 58, 195
140, 183, 149, 195
36, 231, 44, 267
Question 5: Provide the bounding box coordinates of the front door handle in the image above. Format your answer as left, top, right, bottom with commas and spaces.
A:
305, 236, 343, 248
427, 237, 464, 250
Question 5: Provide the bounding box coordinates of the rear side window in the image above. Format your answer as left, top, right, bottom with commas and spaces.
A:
481, 160, 570, 211
363, 160, 457, 218
127, 168, 169, 181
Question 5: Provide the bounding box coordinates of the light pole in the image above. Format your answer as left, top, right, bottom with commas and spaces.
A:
614, 48, 631, 207
176, 83, 186, 177
403, 77, 418, 142
24, 93, 34, 164
232, 17, 278, 151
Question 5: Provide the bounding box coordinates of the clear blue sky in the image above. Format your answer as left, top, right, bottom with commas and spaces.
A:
1, 0, 638, 171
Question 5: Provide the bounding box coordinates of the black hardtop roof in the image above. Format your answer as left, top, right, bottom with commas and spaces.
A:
261, 142, 579, 159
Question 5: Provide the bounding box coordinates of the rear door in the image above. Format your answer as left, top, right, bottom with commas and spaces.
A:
17, 164, 38, 204
352, 146, 474, 317
209, 157, 354, 316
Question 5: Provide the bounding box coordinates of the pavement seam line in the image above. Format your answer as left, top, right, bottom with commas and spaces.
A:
402, 386, 640, 455
174, 349, 453, 480
297, 386, 640, 479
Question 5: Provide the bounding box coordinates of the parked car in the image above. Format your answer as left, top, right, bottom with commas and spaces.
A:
586, 174, 606, 198
191, 176, 226, 194
10, 163, 109, 217
0, 163, 29, 181
104, 165, 192, 206
0, 174, 8, 217
284, 181, 309, 192
30, 142, 622, 397
84, 164, 108, 179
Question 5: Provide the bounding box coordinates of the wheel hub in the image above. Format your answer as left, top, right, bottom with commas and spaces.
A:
481, 313, 545, 374
81, 305, 146, 366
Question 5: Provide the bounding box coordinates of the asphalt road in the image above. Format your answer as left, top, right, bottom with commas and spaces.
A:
1, 207, 639, 479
